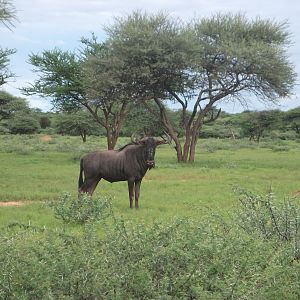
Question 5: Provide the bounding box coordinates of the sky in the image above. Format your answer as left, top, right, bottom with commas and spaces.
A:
1, 0, 300, 113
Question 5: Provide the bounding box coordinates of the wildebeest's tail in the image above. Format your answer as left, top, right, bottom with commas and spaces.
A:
78, 158, 84, 189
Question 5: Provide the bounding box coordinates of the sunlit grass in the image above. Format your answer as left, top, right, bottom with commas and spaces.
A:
0, 134, 300, 228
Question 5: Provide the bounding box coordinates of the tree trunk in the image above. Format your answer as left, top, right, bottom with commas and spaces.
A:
106, 128, 123, 150
152, 97, 185, 162
174, 137, 183, 162
84, 102, 128, 150
80, 130, 87, 143
188, 132, 198, 163
106, 129, 115, 150
182, 130, 191, 162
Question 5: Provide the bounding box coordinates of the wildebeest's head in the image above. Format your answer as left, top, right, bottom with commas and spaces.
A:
132, 134, 171, 169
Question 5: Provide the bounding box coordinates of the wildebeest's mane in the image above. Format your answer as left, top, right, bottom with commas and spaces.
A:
117, 142, 138, 152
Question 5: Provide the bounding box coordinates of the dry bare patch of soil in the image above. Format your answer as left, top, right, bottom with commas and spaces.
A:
0, 201, 26, 207
39, 135, 53, 142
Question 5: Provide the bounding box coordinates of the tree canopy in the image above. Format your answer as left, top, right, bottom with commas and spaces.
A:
23, 12, 296, 160
0, 0, 17, 29
0, 0, 17, 86
0, 91, 29, 121
106, 12, 296, 161
23, 39, 135, 149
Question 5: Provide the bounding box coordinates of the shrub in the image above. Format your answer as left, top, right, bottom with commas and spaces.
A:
48, 192, 112, 224
235, 187, 300, 260
8, 114, 40, 134
1, 191, 300, 299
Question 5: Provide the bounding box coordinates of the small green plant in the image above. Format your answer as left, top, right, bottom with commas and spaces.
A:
49, 192, 112, 224
235, 187, 300, 259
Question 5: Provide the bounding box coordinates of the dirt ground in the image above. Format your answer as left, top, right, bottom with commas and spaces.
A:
39, 135, 53, 142
0, 201, 25, 207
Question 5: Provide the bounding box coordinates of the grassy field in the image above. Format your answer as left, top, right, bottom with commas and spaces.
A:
0, 134, 299, 227
1, 134, 300, 299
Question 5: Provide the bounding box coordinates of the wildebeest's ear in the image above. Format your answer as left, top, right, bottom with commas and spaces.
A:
155, 140, 166, 145
138, 139, 146, 145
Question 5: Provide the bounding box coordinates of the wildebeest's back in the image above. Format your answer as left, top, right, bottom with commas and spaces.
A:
82, 150, 128, 183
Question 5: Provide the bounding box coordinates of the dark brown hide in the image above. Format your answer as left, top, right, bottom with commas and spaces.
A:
78, 137, 166, 208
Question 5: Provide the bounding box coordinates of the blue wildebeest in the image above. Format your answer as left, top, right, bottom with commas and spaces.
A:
78, 135, 171, 208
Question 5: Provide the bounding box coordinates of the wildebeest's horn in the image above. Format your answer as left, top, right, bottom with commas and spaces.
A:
131, 133, 141, 144
158, 131, 172, 145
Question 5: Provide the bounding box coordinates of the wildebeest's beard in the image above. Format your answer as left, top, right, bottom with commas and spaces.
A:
145, 139, 156, 169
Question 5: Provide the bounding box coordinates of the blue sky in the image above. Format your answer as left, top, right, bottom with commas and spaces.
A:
1, 0, 300, 113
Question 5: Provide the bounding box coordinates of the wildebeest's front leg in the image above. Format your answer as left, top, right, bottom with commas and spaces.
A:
134, 180, 142, 209
128, 179, 134, 208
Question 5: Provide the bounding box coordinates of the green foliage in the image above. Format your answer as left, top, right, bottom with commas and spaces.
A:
0, 91, 39, 135
235, 188, 300, 260
48, 192, 112, 224
24, 42, 133, 149
0, 47, 16, 86
198, 108, 300, 141
0, 90, 29, 121
8, 112, 40, 134
24, 49, 84, 112
122, 102, 164, 136
0, 0, 17, 29
285, 107, 300, 136
0, 134, 300, 298
39, 115, 51, 129
238, 110, 285, 142
1, 192, 300, 299
53, 111, 102, 142
0, 0, 17, 87
23, 11, 296, 158
192, 13, 295, 98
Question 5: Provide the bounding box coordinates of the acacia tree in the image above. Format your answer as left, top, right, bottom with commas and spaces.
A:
54, 111, 98, 142
81, 37, 135, 149
0, 91, 29, 121
0, 0, 16, 29
0, 0, 17, 86
107, 12, 296, 162
285, 107, 300, 136
240, 110, 281, 142
23, 39, 131, 149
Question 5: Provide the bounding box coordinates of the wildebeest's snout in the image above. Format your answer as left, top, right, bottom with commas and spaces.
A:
146, 160, 155, 168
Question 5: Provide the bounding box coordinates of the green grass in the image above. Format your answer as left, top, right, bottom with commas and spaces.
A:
0, 134, 300, 227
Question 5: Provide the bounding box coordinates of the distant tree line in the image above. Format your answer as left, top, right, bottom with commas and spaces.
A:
201, 108, 300, 141
1, 90, 299, 143
0, 7, 296, 161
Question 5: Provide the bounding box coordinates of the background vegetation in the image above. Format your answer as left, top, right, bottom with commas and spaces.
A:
1, 4, 300, 298
1, 90, 300, 141
0, 129, 299, 299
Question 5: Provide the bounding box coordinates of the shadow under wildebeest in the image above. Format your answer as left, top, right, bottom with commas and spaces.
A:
78, 136, 171, 208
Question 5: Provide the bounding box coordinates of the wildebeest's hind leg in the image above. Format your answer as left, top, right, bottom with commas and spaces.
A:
79, 177, 101, 196
134, 180, 142, 209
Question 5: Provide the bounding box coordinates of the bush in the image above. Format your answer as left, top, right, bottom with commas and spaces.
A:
8, 113, 40, 134
1, 191, 300, 299
235, 187, 300, 260
48, 192, 112, 224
